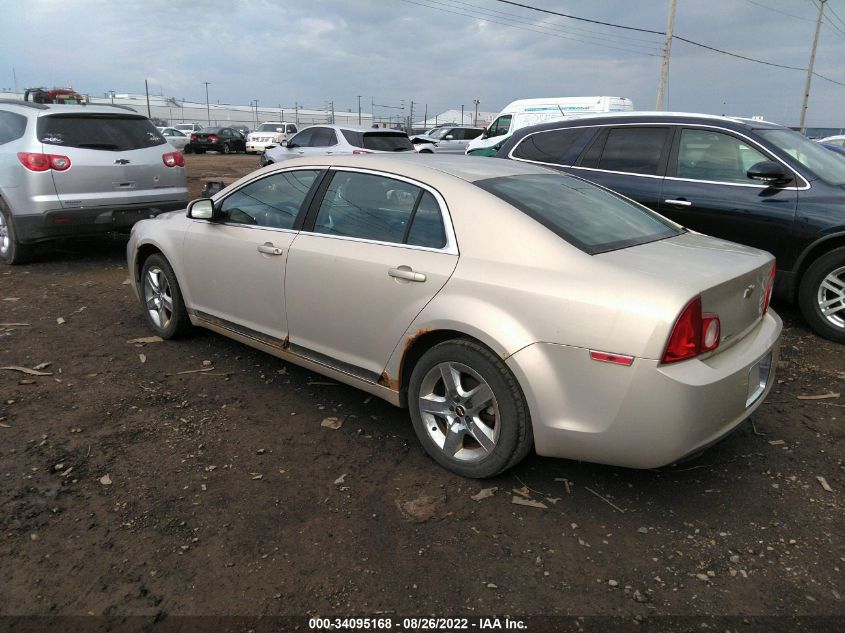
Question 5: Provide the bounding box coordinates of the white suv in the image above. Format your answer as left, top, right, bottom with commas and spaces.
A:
246, 122, 298, 154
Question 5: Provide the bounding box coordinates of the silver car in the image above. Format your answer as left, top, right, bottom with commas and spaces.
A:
126, 155, 781, 478
0, 100, 188, 264
157, 126, 190, 151
260, 125, 414, 166
411, 126, 484, 154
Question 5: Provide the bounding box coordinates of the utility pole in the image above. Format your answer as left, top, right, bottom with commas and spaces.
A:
295, 101, 299, 126
800, 0, 826, 133
409, 101, 415, 133
473, 99, 480, 126
460, 104, 465, 124
203, 81, 211, 125
655, 0, 677, 110
357, 95, 362, 125
144, 79, 151, 117
330, 100, 335, 124
423, 104, 428, 129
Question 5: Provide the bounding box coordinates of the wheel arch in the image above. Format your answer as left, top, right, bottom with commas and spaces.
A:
793, 231, 845, 299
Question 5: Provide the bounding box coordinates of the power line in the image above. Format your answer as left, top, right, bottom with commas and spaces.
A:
423, 0, 662, 51
493, 0, 663, 34
827, 1, 845, 29
493, 0, 845, 86
398, 0, 661, 56
744, 0, 815, 22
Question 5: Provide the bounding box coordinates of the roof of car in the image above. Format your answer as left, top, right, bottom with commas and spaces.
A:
0, 100, 145, 116
262, 154, 555, 183
507, 111, 786, 137
302, 124, 408, 134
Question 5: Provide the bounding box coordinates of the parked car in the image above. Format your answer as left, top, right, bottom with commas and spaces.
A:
246, 122, 298, 154
0, 99, 187, 265
497, 112, 845, 344
818, 135, 845, 148
186, 127, 246, 154
157, 126, 190, 151
231, 124, 250, 138
174, 123, 204, 137
259, 125, 414, 166
411, 126, 483, 154
127, 155, 781, 477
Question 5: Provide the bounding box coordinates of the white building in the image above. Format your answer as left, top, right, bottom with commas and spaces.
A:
413, 109, 498, 128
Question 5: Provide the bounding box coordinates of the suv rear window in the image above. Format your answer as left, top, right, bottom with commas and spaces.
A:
38, 114, 165, 151
341, 130, 414, 152
476, 174, 681, 254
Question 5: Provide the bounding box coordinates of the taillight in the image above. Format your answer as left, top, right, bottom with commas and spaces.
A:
162, 151, 185, 168
761, 262, 776, 316
190, 134, 197, 141
208, 135, 219, 143
662, 296, 721, 363
17, 152, 71, 172
352, 149, 372, 154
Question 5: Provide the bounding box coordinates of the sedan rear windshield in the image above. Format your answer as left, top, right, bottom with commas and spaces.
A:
37, 114, 165, 151
341, 130, 414, 152
476, 174, 682, 255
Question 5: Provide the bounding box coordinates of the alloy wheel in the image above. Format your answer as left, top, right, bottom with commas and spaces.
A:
143, 266, 174, 330
0, 212, 9, 258
817, 265, 845, 329
417, 361, 500, 463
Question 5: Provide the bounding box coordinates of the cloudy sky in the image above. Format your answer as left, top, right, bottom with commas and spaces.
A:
2, 0, 845, 126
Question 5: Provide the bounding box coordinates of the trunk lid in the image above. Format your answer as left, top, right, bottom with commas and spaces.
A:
601, 232, 775, 350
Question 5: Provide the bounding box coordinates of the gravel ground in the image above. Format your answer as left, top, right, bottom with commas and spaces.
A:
0, 153, 842, 631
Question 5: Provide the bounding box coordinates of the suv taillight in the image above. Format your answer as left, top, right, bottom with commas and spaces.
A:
17, 152, 72, 172
662, 296, 721, 363
162, 151, 185, 168
761, 262, 776, 316
190, 134, 198, 141
352, 149, 372, 155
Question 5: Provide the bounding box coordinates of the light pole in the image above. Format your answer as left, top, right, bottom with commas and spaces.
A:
203, 82, 211, 125
473, 99, 480, 126
357, 95, 362, 125
460, 104, 464, 125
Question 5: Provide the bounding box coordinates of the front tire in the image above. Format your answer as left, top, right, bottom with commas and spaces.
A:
408, 339, 533, 478
0, 199, 32, 265
139, 254, 191, 339
799, 247, 845, 344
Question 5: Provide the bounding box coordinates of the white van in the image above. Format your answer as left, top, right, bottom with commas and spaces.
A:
466, 96, 634, 154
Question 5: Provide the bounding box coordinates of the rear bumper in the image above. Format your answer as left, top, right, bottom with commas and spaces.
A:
14, 201, 187, 244
505, 310, 783, 469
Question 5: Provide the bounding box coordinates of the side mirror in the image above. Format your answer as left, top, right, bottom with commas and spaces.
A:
187, 198, 216, 220
481, 129, 489, 139
285, 140, 296, 149
747, 161, 790, 184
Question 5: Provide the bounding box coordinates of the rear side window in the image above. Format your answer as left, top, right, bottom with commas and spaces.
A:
313, 172, 445, 247
0, 111, 26, 144
582, 127, 669, 176
476, 174, 681, 255
512, 128, 590, 164
342, 130, 414, 152
38, 115, 165, 151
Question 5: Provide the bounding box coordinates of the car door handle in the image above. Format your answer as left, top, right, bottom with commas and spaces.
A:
664, 198, 692, 207
257, 243, 283, 256
389, 267, 426, 282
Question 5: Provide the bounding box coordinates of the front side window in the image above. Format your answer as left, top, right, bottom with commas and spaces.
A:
288, 128, 315, 147
676, 129, 769, 184
758, 128, 845, 186
311, 128, 337, 147
37, 114, 165, 150
512, 128, 590, 165
219, 170, 320, 228
589, 127, 669, 175
476, 173, 681, 255
313, 172, 445, 247
286, 125, 297, 134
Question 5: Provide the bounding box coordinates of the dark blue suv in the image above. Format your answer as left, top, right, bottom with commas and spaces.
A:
496, 113, 845, 344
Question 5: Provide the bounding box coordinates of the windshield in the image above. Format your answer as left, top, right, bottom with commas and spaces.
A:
258, 124, 283, 132
758, 128, 845, 186
476, 174, 682, 254
175, 125, 194, 130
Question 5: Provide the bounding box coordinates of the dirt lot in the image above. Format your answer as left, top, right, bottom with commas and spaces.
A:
1, 153, 843, 629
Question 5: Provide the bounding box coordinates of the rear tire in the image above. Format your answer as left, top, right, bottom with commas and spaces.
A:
222, 143, 230, 155
139, 254, 191, 339
0, 199, 33, 266
798, 247, 845, 344
408, 339, 533, 478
